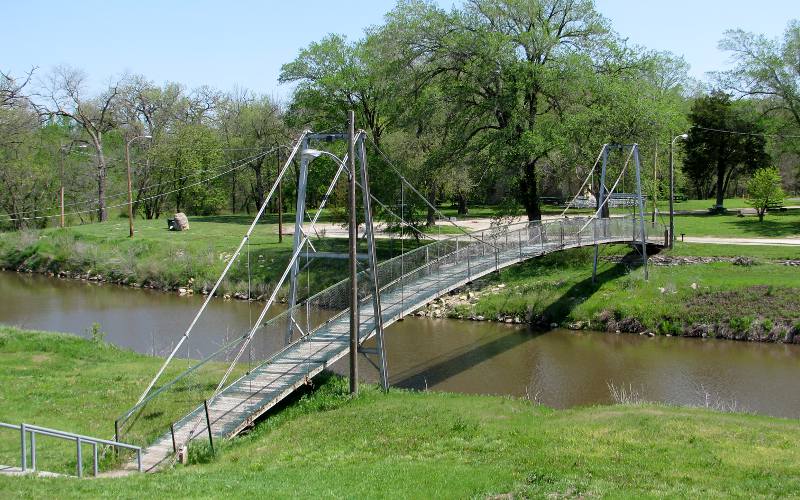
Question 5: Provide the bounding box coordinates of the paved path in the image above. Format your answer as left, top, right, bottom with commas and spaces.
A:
681, 236, 800, 246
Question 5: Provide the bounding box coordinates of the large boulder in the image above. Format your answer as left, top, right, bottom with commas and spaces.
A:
169, 212, 190, 231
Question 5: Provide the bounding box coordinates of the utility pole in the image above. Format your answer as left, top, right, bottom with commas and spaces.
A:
125, 135, 151, 238
669, 133, 687, 249
652, 141, 658, 223
348, 110, 359, 395
59, 146, 66, 229
58, 141, 86, 228
277, 150, 283, 243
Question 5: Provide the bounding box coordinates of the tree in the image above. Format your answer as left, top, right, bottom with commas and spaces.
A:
122, 77, 187, 218
683, 92, 770, 209
746, 167, 785, 222
43, 66, 124, 221
280, 34, 390, 146
719, 20, 800, 131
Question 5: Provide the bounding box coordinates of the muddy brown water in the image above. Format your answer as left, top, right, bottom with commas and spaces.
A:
2, 271, 799, 418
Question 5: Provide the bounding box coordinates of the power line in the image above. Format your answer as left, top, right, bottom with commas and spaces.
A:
692, 125, 800, 139
1, 151, 273, 222
7, 146, 287, 218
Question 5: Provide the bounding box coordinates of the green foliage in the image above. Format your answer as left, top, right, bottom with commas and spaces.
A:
683, 92, 770, 207
746, 167, 785, 221
86, 322, 106, 343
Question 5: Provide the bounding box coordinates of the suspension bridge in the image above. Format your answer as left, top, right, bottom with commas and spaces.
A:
114, 130, 667, 473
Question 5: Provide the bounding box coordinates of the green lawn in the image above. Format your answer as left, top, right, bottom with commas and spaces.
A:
0, 327, 238, 475
673, 209, 800, 238
0, 216, 424, 299
463, 245, 800, 336
1, 327, 799, 498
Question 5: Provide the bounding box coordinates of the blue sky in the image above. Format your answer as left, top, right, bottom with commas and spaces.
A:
3, 0, 795, 99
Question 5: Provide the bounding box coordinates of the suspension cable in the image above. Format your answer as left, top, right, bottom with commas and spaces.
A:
559, 144, 606, 217
580, 145, 636, 232
367, 135, 499, 249
2, 149, 276, 222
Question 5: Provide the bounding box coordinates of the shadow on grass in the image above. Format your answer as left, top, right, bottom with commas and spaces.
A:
676, 209, 800, 238
391, 249, 642, 391
728, 212, 800, 237
189, 214, 291, 225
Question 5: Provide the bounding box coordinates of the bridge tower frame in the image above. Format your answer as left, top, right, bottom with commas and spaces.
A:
284, 130, 389, 392
592, 143, 649, 283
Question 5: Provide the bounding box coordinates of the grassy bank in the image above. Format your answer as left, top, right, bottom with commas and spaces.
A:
0, 216, 421, 299
437, 244, 800, 341
0, 326, 234, 475
1, 327, 799, 497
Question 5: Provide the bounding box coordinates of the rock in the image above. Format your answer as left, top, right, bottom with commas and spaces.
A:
504, 317, 513, 324
223, 293, 231, 300
690, 282, 698, 290
169, 212, 190, 231
467, 291, 475, 300
476, 315, 485, 321
550, 322, 558, 328
513, 316, 522, 324
178, 287, 190, 296
647, 332, 655, 337
658, 287, 666, 294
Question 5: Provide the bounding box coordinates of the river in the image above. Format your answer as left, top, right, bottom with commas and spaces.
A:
2, 271, 799, 418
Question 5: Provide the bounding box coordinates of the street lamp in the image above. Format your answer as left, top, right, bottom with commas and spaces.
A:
58, 141, 87, 228
125, 135, 152, 238
669, 133, 688, 248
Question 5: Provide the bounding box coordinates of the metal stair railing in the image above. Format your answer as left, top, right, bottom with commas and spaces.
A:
0, 421, 141, 477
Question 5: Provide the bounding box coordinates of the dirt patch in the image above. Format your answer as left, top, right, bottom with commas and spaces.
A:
31, 354, 51, 363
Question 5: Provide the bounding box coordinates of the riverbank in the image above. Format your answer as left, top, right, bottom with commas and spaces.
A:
0, 216, 421, 300
421, 244, 800, 343
1, 327, 799, 497
2, 216, 800, 343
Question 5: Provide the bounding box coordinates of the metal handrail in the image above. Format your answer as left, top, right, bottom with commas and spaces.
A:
116, 215, 666, 456
1, 421, 141, 477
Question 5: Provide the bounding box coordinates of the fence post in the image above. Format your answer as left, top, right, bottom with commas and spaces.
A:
204, 400, 215, 455
30, 431, 36, 471
114, 419, 119, 457
76, 437, 83, 478
467, 245, 471, 282
20, 423, 26, 472
518, 230, 523, 258
137, 449, 142, 473
92, 442, 98, 477
171, 423, 177, 453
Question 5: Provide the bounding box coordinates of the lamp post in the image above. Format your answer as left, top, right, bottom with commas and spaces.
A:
125, 135, 152, 238
58, 142, 87, 228
669, 133, 688, 248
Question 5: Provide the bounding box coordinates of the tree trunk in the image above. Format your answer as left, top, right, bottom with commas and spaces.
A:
231, 169, 237, 214
715, 158, 726, 209
457, 193, 468, 215
93, 136, 108, 222
520, 161, 542, 221
253, 159, 265, 209
426, 185, 436, 226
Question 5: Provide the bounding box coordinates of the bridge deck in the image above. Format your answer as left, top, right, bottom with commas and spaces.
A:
132, 223, 663, 472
